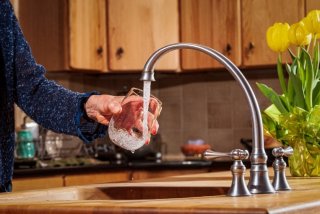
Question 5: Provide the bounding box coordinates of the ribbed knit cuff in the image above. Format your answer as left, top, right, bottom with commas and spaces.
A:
75, 91, 107, 144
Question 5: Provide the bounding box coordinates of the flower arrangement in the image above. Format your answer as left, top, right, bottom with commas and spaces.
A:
257, 10, 320, 176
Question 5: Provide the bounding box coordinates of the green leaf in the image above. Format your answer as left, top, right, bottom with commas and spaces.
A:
280, 95, 292, 111
301, 48, 314, 110
261, 111, 277, 138
287, 75, 294, 105
264, 104, 281, 123
313, 43, 320, 79
297, 59, 305, 87
312, 80, 320, 105
256, 83, 288, 113
285, 63, 295, 106
277, 55, 287, 95
314, 93, 320, 106
287, 64, 306, 110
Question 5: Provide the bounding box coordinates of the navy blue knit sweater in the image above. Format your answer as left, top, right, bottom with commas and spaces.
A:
0, 0, 106, 192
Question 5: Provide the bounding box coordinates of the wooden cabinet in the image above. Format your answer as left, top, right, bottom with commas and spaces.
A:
12, 176, 64, 192
11, 167, 212, 191
180, 0, 241, 70
16, 0, 179, 72
108, 0, 179, 71
13, 0, 311, 72
241, 0, 304, 67
18, 0, 68, 71
306, 0, 320, 12
16, 0, 107, 72
69, 0, 107, 71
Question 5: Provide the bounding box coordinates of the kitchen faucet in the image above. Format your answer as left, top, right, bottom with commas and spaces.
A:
140, 43, 275, 194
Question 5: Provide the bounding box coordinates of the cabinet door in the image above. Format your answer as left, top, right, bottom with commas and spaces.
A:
108, 0, 179, 71
180, 0, 241, 70
18, 0, 69, 71
69, 0, 107, 71
12, 176, 64, 191
306, 0, 320, 12
241, 0, 304, 67
17, 0, 107, 72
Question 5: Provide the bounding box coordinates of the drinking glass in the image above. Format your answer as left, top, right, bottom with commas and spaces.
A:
108, 88, 162, 152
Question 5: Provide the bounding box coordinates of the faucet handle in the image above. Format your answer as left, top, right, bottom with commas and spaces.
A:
272, 146, 293, 158
204, 149, 251, 197
272, 146, 293, 191
203, 149, 249, 161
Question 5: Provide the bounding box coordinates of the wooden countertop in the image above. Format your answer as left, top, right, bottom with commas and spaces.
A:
1, 169, 320, 213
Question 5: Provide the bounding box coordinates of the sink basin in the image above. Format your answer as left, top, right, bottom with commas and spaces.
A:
80, 186, 229, 200
2, 185, 229, 202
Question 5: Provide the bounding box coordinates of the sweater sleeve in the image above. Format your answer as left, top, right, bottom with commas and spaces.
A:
10, 5, 106, 143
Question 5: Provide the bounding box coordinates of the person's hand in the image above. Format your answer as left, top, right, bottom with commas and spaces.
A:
113, 96, 160, 136
84, 95, 123, 125
84, 95, 159, 137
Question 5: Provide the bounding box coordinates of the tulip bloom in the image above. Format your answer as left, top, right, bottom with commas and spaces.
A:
288, 22, 312, 46
302, 10, 320, 35
266, 23, 290, 52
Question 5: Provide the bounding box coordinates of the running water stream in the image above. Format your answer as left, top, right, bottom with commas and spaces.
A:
108, 81, 152, 153
142, 80, 151, 143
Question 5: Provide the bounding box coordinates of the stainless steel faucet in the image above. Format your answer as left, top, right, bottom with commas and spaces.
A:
204, 149, 252, 196
140, 43, 275, 194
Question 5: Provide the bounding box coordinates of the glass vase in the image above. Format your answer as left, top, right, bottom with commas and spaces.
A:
288, 139, 320, 177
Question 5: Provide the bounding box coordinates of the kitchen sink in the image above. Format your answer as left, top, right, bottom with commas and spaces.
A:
1, 185, 229, 202
79, 186, 229, 200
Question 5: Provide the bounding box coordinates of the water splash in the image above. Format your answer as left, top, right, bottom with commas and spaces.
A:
108, 118, 145, 151
143, 80, 151, 142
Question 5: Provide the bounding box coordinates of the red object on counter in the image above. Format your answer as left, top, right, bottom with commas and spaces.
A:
181, 144, 211, 156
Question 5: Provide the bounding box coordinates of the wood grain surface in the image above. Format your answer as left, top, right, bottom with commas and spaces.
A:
69, 0, 107, 71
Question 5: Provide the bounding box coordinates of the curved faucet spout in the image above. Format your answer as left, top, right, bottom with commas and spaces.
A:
141, 43, 275, 194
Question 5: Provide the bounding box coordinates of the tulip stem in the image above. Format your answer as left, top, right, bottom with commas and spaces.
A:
277, 53, 287, 96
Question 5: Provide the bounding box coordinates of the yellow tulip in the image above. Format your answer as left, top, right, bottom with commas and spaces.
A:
266, 23, 290, 52
288, 22, 312, 46
302, 10, 320, 35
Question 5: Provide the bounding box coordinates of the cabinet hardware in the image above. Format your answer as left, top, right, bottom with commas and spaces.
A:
248, 42, 255, 51
96, 46, 103, 55
225, 43, 232, 55
245, 42, 255, 58
116, 47, 124, 60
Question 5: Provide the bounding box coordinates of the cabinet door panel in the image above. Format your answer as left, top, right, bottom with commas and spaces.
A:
241, 0, 304, 67
12, 176, 64, 191
18, 0, 69, 71
180, 0, 241, 70
69, 0, 107, 71
108, 0, 179, 71
306, 0, 320, 12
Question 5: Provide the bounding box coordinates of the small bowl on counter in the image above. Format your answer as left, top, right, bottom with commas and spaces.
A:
181, 139, 211, 158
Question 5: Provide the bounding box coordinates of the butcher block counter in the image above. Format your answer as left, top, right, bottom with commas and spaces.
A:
0, 169, 320, 214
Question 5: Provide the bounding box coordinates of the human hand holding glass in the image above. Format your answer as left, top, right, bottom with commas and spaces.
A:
108, 88, 162, 152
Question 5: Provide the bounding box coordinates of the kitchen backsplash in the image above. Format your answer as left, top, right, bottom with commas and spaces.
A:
15, 69, 281, 156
